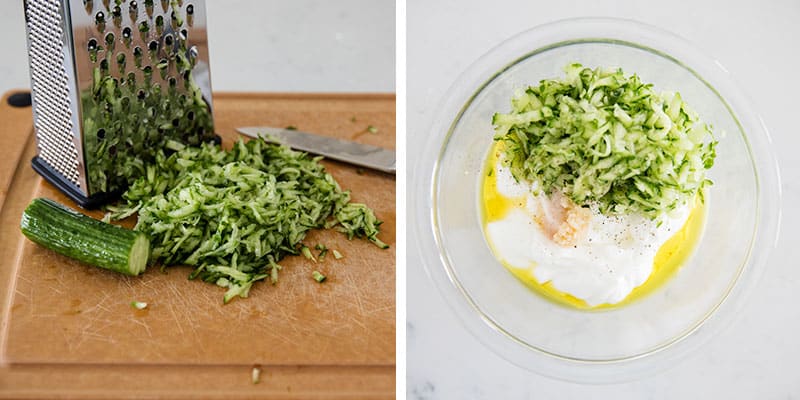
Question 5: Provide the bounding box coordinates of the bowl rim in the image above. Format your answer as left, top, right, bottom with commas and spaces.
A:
411, 16, 782, 383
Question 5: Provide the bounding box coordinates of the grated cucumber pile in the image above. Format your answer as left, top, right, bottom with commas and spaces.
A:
107, 137, 387, 303
493, 63, 717, 218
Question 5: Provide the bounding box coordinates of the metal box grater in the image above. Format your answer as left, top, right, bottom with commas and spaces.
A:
23, 0, 215, 208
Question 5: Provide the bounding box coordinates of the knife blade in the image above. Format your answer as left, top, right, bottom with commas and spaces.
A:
236, 127, 395, 174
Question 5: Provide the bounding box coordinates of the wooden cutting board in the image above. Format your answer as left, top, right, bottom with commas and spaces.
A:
0, 92, 396, 399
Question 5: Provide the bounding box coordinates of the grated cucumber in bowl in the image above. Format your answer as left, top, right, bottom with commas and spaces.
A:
493, 63, 717, 218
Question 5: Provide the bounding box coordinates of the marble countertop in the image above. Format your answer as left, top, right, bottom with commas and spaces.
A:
408, 0, 800, 398
0, 0, 395, 93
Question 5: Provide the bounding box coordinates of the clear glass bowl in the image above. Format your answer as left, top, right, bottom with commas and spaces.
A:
412, 18, 781, 383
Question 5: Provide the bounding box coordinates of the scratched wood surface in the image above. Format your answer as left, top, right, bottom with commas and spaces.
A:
0, 93, 395, 397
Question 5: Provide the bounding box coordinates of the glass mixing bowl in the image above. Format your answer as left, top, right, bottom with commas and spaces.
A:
412, 18, 781, 383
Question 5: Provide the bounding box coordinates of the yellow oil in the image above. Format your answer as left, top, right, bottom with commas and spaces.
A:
481, 142, 707, 311
482, 144, 527, 221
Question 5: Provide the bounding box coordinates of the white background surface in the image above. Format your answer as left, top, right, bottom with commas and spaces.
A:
0, 0, 395, 93
408, 0, 800, 399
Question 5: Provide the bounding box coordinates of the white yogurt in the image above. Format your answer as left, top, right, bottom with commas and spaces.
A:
485, 162, 690, 306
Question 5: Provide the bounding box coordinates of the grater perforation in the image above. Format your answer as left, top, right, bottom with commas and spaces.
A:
24, 0, 214, 208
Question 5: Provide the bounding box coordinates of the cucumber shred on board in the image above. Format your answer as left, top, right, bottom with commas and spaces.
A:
493, 63, 718, 218
107, 137, 387, 303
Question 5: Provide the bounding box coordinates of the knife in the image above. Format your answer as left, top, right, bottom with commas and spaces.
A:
236, 126, 396, 174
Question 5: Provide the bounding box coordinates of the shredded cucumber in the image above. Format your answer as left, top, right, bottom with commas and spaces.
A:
312, 270, 327, 283
493, 63, 717, 218
131, 301, 148, 310
107, 137, 387, 302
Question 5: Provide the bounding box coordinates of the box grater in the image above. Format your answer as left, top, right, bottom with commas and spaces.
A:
23, 0, 215, 208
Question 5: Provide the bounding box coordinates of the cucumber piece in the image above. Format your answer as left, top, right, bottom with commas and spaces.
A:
20, 198, 149, 276
312, 271, 327, 283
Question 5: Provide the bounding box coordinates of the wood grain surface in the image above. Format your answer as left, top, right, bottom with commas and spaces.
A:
0, 92, 396, 398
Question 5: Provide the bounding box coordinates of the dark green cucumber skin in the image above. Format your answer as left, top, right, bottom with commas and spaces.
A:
20, 198, 146, 276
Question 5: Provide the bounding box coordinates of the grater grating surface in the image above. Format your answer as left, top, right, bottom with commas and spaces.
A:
25, 0, 83, 188
24, 0, 215, 207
